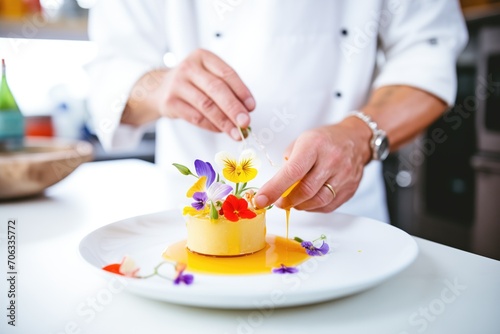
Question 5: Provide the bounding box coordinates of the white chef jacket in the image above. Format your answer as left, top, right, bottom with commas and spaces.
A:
86, 0, 467, 223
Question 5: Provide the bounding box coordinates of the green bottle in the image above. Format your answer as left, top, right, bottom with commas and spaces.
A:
0, 59, 24, 151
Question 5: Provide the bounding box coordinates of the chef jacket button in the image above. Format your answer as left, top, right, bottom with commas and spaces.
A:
335, 91, 342, 98
215, 32, 222, 38
429, 38, 438, 45
341, 29, 348, 36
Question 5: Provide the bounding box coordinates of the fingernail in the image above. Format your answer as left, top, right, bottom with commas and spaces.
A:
230, 128, 240, 140
236, 113, 249, 127
255, 195, 269, 209
244, 97, 255, 110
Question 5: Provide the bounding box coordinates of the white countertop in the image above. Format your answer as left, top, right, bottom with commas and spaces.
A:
1, 159, 499, 334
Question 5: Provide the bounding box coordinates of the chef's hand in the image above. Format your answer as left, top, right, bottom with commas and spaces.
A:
158, 49, 255, 140
254, 117, 373, 212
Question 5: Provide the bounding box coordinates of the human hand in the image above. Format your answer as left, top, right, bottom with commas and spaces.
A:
254, 118, 373, 213
158, 49, 255, 140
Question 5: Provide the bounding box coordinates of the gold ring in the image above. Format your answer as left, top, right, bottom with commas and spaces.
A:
323, 182, 336, 199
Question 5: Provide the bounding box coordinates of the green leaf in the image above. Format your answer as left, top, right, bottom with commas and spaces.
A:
293, 236, 304, 243
172, 163, 192, 176
210, 203, 219, 220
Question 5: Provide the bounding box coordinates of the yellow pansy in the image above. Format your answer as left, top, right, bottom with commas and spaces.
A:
183, 206, 209, 216
215, 149, 261, 183
186, 176, 207, 197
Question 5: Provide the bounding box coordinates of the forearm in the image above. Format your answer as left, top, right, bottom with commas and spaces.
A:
342, 85, 447, 159
121, 69, 168, 126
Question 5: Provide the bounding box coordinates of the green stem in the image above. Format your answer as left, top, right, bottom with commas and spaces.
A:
240, 186, 259, 192
312, 234, 327, 242
156, 273, 171, 280
138, 261, 171, 279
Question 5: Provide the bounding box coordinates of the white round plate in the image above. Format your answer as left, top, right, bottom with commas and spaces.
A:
79, 209, 418, 309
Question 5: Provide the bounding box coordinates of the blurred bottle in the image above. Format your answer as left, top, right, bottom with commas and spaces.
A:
25, 115, 54, 137
0, 0, 41, 18
53, 102, 81, 139
23, 0, 42, 13
0, 59, 25, 152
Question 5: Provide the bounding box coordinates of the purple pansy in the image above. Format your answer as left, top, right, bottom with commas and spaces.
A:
191, 191, 208, 210
301, 241, 329, 256
194, 160, 216, 187
272, 264, 298, 274
190, 182, 232, 212
174, 269, 194, 285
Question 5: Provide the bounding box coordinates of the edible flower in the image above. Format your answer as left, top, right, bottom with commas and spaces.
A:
191, 191, 208, 210
301, 241, 329, 256
221, 194, 257, 222
294, 235, 329, 256
244, 189, 256, 209
183, 205, 209, 216
206, 182, 233, 204
173, 159, 216, 186
194, 160, 216, 187
215, 149, 261, 183
187, 176, 208, 197
174, 263, 194, 285
272, 264, 298, 274
190, 182, 233, 211
102, 256, 140, 277
173, 148, 264, 222
102, 257, 195, 286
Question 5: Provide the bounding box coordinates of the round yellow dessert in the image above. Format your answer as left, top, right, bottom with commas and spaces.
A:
185, 211, 266, 256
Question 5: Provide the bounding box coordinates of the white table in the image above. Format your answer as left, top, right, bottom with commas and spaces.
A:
1, 159, 499, 334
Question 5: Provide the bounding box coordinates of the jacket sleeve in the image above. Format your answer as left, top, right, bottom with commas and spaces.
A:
373, 0, 468, 105
86, 0, 168, 151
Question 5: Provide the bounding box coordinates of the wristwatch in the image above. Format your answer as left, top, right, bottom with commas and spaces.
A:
349, 110, 390, 161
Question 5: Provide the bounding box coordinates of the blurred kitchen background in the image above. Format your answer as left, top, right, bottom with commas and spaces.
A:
1, 0, 499, 259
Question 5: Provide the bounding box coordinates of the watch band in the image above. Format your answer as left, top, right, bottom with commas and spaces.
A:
348, 110, 389, 161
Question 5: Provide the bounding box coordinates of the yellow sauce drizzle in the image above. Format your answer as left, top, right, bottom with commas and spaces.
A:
162, 235, 308, 275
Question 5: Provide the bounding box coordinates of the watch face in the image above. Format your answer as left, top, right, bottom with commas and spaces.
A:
373, 135, 390, 161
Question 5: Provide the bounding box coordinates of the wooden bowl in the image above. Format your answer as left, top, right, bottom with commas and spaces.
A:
0, 137, 93, 200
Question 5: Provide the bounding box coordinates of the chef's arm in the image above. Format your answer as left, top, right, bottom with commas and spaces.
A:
254, 84, 448, 210
121, 69, 166, 126
341, 84, 447, 164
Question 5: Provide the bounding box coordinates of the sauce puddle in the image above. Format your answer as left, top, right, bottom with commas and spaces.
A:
162, 234, 308, 275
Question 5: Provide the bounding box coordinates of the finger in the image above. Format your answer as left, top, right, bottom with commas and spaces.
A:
177, 82, 242, 140
254, 139, 317, 209
293, 180, 338, 211
200, 50, 255, 111
283, 141, 295, 161
297, 172, 360, 213
281, 160, 334, 210
304, 184, 352, 213
190, 66, 251, 130
165, 97, 219, 132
